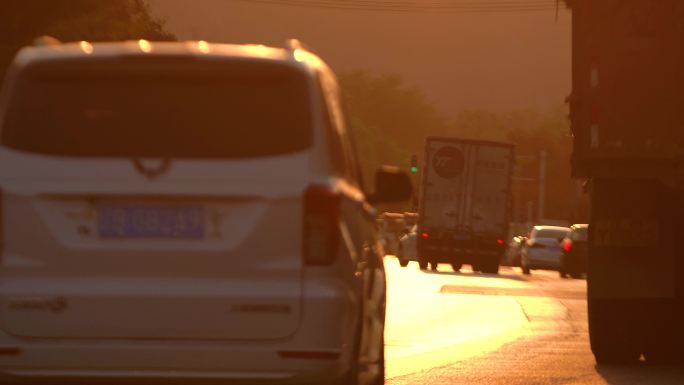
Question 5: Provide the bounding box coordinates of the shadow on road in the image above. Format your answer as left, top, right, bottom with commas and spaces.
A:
596, 363, 684, 385
420, 269, 529, 282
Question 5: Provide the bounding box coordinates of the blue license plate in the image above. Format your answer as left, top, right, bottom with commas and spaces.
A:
97, 205, 205, 239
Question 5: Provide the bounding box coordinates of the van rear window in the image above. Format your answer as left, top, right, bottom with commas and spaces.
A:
1, 59, 313, 158
534, 229, 569, 239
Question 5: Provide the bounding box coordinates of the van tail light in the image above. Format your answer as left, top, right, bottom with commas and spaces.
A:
303, 185, 340, 266
563, 241, 572, 252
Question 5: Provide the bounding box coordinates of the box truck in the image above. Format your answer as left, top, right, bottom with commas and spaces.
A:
417, 137, 514, 274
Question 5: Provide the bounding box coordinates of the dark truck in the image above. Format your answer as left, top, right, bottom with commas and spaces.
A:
566, 0, 684, 364
416, 137, 514, 274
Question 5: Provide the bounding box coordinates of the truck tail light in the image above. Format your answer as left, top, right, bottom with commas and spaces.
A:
496, 239, 505, 245
303, 185, 340, 266
421, 232, 430, 239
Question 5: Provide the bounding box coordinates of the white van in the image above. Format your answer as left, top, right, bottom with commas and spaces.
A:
0, 39, 411, 385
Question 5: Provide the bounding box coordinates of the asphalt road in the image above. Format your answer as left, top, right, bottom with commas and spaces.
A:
383, 258, 684, 385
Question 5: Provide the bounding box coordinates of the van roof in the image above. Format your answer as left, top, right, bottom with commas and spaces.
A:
12, 40, 327, 73
533, 225, 570, 231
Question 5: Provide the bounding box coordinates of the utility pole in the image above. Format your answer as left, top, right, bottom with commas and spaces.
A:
513, 151, 548, 228
538, 150, 547, 221
409, 154, 419, 211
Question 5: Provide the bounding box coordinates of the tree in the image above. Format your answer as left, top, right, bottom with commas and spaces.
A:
339, 71, 449, 188
0, 0, 175, 81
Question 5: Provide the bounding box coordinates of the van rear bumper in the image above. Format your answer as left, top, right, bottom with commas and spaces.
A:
0, 277, 359, 385
0, 368, 337, 385
0, 337, 349, 385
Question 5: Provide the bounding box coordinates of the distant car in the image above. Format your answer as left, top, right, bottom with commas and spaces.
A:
521, 226, 571, 275
0, 38, 412, 385
559, 224, 589, 278
378, 212, 405, 255
397, 225, 418, 267
504, 236, 526, 267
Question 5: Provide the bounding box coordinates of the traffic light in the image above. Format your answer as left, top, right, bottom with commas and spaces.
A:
410, 154, 418, 173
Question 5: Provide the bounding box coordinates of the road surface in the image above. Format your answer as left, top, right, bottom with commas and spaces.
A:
383, 258, 684, 385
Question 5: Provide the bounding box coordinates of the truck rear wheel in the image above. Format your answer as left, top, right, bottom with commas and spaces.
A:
451, 263, 462, 272
418, 258, 428, 270
593, 347, 640, 365
589, 299, 641, 365
482, 257, 499, 274
641, 299, 680, 364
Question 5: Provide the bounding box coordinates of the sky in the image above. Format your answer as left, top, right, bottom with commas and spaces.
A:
150, 0, 572, 114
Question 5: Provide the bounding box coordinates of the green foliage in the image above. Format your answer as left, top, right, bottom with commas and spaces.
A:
0, 0, 175, 81
340, 71, 449, 186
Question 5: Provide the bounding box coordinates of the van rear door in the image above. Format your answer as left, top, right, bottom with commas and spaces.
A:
0, 57, 314, 341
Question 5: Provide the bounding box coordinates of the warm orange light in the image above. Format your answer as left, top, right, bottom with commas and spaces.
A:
80, 41, 93, 55
245, 44, 269, 57
198, 40, 210, 54
293, 49, 305, 62
139, 39, 152, 53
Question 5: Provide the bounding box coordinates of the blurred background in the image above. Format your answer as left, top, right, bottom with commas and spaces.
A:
0, 0, 585, 225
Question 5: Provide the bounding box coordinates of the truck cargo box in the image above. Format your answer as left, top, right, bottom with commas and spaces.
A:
417, 137, 513, 272
567, 0, 684, 177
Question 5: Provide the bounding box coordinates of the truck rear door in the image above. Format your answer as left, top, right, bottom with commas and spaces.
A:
421, 139, 474, 236
469, 144, 514, 238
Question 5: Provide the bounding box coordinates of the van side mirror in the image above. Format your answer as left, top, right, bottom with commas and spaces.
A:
368, 166, 413, 205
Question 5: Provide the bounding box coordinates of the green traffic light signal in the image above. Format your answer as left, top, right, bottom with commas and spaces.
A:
410, 154, 418, 173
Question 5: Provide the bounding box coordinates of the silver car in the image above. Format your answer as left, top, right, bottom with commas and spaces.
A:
504, 236, 526, 267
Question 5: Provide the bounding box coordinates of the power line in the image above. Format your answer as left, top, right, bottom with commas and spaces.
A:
237, 2, 558, 13
231, 0, 561, 13
231, 0, 558, 11
250, 0, 559, 6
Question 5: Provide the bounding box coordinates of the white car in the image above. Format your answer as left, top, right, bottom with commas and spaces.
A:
521, 226, 571, 275
397, 225, 418, 267
504, 236, 526, 267
0, 39, 412, 385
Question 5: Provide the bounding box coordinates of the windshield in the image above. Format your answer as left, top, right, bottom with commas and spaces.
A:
2, 59, 313, 158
